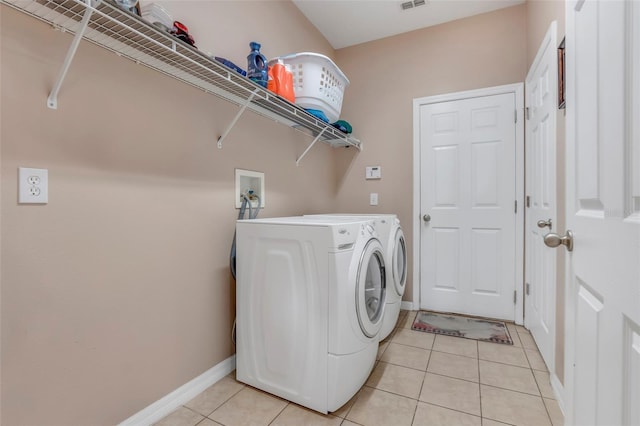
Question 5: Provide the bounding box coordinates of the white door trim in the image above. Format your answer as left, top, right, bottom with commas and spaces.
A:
412, 83, 525, 324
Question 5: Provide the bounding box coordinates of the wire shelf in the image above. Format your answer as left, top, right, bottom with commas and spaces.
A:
2, 0, 361, 151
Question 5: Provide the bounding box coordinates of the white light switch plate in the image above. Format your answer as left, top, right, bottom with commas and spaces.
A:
365, 166, 382, 180
370, 193, 378, 206
18, 167, 48, 204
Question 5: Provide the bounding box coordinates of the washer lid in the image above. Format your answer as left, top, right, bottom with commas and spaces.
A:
392, 228, 408, 297
356, 239, 386, 337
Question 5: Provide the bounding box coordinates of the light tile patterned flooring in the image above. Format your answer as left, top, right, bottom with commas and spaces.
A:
155, 311, 564, 426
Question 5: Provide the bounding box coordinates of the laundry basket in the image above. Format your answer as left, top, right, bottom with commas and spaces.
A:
269, 53, 349, 123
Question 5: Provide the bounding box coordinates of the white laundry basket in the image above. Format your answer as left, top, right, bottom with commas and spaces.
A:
270, 53, 349, 123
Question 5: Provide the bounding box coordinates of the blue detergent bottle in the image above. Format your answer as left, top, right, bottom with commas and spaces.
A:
247, 42, 268, 88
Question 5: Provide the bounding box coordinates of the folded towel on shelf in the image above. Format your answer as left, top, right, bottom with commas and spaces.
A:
331, 119, 352, 134
305, 108, 330, 123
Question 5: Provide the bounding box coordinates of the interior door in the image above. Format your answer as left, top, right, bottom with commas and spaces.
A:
418, 90, 519, 320
564, 1, 640, 424
524, 21, 558, 373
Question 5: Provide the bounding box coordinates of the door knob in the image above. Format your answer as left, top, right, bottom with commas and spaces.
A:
423, 214, 431, 223
543, 230, 574, 252
537, 219, 552, 229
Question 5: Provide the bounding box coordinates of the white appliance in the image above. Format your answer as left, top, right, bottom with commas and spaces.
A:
235, 216, 387, 414
305, 214, 407, 341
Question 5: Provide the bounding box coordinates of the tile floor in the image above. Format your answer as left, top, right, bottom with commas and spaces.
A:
154, 311, 564, 426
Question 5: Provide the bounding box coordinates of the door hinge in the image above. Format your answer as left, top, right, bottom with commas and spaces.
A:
526, 195, 531, 207
525, 107, 530, 120
526, 282, 531, 295
514, 290, 517, 304
514, 109, 518, 123
514, 200, 518, 214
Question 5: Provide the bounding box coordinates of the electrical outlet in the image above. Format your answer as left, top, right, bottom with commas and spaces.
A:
19, 167, 48, 204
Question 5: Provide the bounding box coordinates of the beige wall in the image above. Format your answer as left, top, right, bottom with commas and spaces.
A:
526, 0, 566, 385
334, 4, 528, 306
0, 3, 338, 425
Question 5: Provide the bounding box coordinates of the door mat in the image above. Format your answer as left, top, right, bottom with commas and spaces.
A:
411, 311, 513, 345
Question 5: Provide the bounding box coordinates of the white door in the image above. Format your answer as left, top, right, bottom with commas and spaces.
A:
524, 21, 558, 373
564, 1, 640, 424
416, 86, 524, 321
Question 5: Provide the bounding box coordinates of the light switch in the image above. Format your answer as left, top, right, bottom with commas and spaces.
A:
365, 166, 382, 180
370, 193, 378, 206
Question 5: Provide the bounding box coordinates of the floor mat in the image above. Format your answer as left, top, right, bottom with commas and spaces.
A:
411, 311, 513, 345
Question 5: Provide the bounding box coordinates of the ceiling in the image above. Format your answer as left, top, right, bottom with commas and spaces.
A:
292, 0, 526, 49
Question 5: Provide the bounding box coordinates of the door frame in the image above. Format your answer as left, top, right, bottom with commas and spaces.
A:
412, 83, 525, 325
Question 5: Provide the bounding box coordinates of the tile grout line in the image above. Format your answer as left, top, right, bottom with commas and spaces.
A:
201, 380, 246, 420
476, 340, 484, 424
518, 331, 556, 426
193, 417, 210, 426
534, 373, 556, 425
266, 401, 289, 426
362, 384, 485, 422
420, 401, 483, 422
412, 334, 433, 422
179, 405, 207, 425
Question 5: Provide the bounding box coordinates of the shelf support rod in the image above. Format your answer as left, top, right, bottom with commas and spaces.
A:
47, 0, 94, 109
217, 90, 259, 149
296, 127, 327, 166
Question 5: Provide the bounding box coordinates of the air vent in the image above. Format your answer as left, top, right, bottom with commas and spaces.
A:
401, 1, 413, 10
401, 0, 427, 10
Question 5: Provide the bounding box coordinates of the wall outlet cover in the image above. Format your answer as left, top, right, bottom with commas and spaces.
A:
18, 167, 48, 204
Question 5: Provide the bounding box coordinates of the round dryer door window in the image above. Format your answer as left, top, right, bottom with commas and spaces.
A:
392, 229, 407, 297
356, 239, 386, 338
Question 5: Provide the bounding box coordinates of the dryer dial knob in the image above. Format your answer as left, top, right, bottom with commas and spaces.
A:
366, 224, 374, 234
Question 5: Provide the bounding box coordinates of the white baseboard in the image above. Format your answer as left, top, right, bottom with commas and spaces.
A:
118, 355, 236, 426
550, 372, 565, 416
401, 301, 417, 311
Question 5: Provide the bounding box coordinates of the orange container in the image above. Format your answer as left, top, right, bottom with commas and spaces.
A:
267, 66, 276, 93
270, 60, 295, 103
280, 64, 295, 103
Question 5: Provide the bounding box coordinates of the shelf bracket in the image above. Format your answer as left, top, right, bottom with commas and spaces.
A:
217, 90, 259, 149
296, 126, 327, 166
47, 0, 95, 109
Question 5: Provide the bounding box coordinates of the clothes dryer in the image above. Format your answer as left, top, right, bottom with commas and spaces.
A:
235, 216, 386, 414
305, 214, 407, 340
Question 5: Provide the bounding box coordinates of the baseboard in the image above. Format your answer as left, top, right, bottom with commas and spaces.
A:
401, 301, 416, 311
118, 355, 236, 426
550, 372, 565, 416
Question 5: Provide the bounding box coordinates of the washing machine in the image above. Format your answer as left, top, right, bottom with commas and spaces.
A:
305, 214, 407, 340
235, 216, 387, 414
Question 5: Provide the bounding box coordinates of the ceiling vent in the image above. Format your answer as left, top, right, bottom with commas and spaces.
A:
401, 0, 426, 10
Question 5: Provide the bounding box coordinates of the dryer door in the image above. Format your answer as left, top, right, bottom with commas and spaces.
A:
392, 228, 407, 297
356, 239, 386, 337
